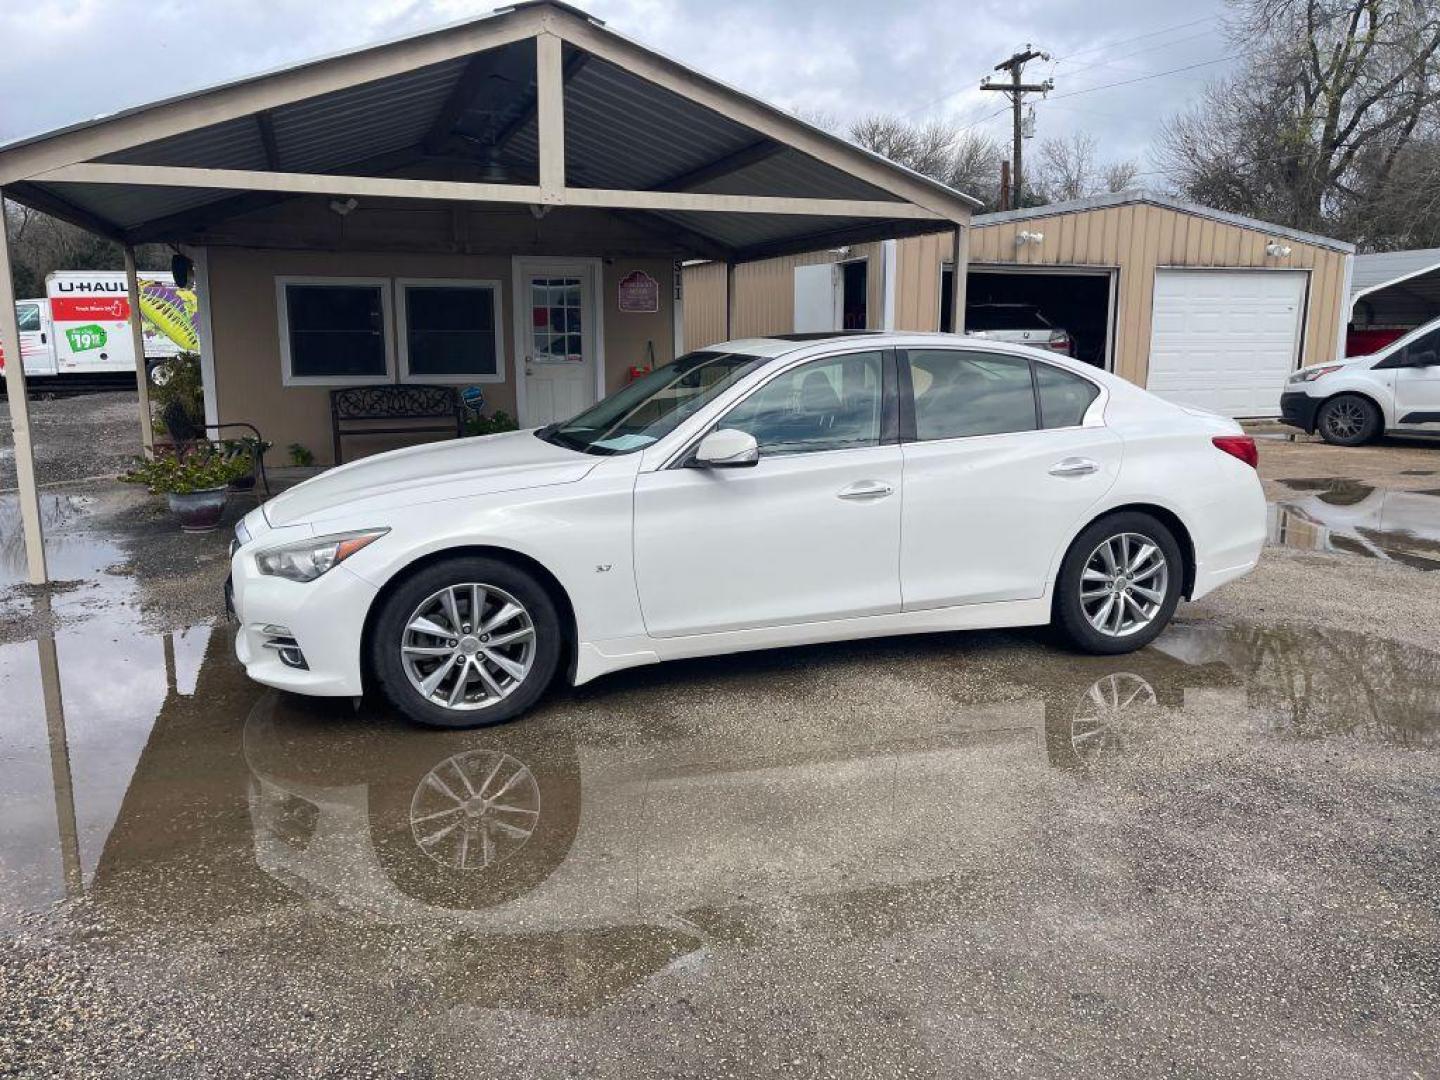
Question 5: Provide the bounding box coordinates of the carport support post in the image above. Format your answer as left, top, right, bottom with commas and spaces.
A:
725, 260, 737, 339
123, 246, 155, 455
949, 225, 968, 334
0, 193, 49, 585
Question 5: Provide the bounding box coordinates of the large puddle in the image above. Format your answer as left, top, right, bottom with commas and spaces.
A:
1267, 477, 1440, 569
2, 613, 1436, 946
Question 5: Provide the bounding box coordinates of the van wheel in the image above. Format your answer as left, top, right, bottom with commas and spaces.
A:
369, 556, 561, 729
1317, 394, 1381, 446
1052, 512, 1183, 655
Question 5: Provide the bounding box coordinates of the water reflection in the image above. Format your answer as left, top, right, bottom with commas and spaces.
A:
3, 613, 1439, 958
1267, 478, 1440, 569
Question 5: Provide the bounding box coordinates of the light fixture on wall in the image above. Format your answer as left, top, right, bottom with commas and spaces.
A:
328, 197, 359, 217
1016, 230, 1044, 246
1265, 240, 1292, 257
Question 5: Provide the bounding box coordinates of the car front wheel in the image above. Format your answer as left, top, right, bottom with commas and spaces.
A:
1053, 512, 1183, 655
1316, 394, 1381, 446
370, 556, 561, 728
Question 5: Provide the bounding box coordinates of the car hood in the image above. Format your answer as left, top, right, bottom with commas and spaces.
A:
263, 429, 595, 527
1296, 355, 1373, 377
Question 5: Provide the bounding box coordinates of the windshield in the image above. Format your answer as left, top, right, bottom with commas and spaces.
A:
537, 350, 766, 455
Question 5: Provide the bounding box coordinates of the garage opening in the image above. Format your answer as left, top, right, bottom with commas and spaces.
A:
943, 265, 1113, 369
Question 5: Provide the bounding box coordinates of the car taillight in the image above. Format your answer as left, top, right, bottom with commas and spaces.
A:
1047, 330, 1072, 355
1212, 435, 1259, 469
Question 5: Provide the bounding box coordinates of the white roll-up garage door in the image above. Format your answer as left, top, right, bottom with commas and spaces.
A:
1145, 269, 1307, 418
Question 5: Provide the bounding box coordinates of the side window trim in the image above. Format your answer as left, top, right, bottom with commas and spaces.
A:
897, 346, 1040, 444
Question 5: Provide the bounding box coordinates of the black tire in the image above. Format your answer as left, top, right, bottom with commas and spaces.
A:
369, 556, 562, 729
1316, 394, 1382, 446
1052, 511, 1184, 656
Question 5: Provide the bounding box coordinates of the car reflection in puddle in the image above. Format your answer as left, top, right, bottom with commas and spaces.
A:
3, 612, 1440, 1010
1267, 477, 1440, 570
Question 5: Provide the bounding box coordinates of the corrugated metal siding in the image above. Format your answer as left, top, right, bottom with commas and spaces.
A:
683, 242, 886, 342
687, 201, 1349, 385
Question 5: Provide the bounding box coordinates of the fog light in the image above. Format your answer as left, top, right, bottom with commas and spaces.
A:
259, 626, 308, 669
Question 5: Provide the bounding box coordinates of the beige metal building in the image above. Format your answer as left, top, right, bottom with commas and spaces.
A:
684, 192, 1354, 418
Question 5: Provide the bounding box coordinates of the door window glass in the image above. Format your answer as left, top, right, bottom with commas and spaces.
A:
908, 349, 1037, 440
1401, 327, 1440, 366
1035, 362, 1100, 428
16, 304, 40, 332
722, 351, 884, 455
530, 277, 583, 363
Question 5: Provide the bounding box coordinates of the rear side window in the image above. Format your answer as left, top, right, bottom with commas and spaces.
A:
907, 349, 1037, 440
1035, 363, 1100, 428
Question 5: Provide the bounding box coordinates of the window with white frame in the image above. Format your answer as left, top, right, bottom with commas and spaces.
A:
277, 277, 392, 385
396, 279, 504, 382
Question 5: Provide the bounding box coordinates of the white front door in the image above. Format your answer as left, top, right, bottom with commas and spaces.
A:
513, 258, 602, 427
793, 263, 839, 332
1146, 269, 1307, 418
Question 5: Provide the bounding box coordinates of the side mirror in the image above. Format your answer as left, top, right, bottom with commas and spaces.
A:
692, 428, 759, 469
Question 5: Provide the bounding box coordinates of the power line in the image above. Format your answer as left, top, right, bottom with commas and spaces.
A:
1046, 53, 1249, 102
1046, 16, 1218, 65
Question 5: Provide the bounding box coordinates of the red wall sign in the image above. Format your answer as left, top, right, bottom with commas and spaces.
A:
617, 270, 660, 313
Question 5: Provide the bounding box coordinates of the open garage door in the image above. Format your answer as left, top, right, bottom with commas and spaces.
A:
1146, 269, 1306, 418
955, 268, 1114, 369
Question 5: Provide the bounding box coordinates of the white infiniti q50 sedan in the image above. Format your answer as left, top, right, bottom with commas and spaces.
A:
229, 332, 1266, 728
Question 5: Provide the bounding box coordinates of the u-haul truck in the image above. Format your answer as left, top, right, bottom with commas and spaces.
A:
2, 270, 198, 380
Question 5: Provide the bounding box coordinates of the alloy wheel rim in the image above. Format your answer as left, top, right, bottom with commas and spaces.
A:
409, 749, 541, 869
1079, 532, 1169, 637
1069, 672, 1158, 767
1326, 400, 1365, 439
400, 583, 536, 711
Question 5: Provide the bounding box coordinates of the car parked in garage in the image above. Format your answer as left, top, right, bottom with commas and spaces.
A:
967, 303, 1075, 356
229, 331, 1267, 729
1281, 317, 1440, 444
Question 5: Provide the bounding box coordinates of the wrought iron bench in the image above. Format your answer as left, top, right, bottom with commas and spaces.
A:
329, 384, 464, 465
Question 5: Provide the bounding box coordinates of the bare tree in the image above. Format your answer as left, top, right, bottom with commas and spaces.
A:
5, 199, 165, 299
1159, 0, 1440, 245
846, 114, 1005, 208
1033, 131, 1142, 202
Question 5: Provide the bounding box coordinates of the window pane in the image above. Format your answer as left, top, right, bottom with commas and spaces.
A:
16, 304, 40, 332
1036, 362, 1100, 428
908, 350, 1036, 440
723, 351, 883, 456
286, 284, 387, 379
405, 285, 497, 377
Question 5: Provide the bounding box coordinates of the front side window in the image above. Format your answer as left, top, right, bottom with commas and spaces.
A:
1401, 327, 1440, 366
907, 349, 1037, 440
541, 350, 764, 455
280, 280, 390, 382
1035, 362, 1100, 428
721, 351, 884, 456
399, 280, 502, 381
16, 304, 40, 332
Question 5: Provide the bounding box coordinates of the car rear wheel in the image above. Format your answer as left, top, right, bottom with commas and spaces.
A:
1316, 394, 1381, 446
370, 556, 561, 729
1052, 512, 1183, 655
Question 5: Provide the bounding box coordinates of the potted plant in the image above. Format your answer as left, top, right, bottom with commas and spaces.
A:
221, 436, 272, 491
121, 444, 252, 532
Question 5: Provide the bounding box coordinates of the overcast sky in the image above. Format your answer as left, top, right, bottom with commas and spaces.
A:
0, 0, 1236, 178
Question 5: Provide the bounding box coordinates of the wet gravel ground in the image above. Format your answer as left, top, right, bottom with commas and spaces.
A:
0, 390, 142, 490
1, 410, 1439, 1078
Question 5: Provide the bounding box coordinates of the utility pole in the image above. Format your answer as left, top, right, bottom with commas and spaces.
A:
981, 46, 1052, 208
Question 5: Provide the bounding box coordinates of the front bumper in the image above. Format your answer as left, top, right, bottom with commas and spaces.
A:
230, 547, 378, 698
1279, 390, 1321, 432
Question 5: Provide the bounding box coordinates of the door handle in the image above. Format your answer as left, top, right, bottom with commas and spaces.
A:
1049, 457, 1099, 477
837, 480, 894, 501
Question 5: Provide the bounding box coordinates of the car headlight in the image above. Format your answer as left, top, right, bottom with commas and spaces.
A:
254, 529, 388, 583
1288, 364, 1344, 383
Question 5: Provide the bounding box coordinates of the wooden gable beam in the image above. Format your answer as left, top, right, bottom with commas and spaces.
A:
490, 48, 591, 156
653, 139, 783, 192
255, 111, 281, 170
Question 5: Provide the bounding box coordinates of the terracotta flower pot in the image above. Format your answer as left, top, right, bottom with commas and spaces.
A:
167, 487, 229, 532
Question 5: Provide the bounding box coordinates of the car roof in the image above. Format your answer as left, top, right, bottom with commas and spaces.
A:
716, 330, 1041, 355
